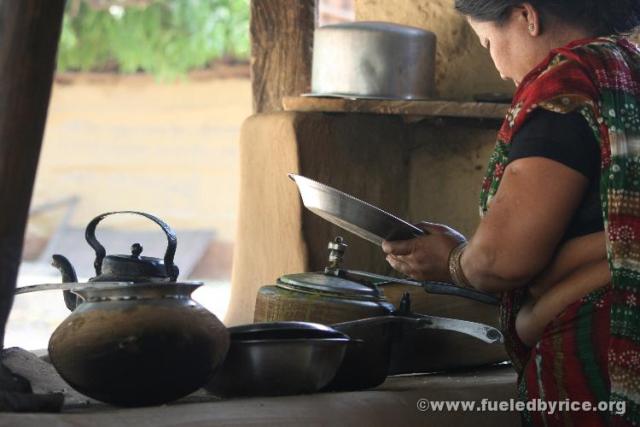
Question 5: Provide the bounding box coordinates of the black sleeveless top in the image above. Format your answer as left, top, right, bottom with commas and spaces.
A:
506, 109, 604, 242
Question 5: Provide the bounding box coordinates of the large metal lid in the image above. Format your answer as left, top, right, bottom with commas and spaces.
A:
229, 321, 348, 340
277, 272, 385, 300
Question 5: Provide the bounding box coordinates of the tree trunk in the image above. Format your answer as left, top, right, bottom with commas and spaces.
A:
251, 0, 317, 114
0, 0, 66, 347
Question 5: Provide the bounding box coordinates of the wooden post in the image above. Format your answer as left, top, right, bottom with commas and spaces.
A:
0, 0, 66, 348
251, 0, 317, 113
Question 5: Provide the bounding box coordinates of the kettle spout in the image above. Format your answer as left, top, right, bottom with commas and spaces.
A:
51, 254, 79, 311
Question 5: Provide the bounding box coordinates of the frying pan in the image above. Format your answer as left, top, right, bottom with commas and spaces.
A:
326, 314, 503, 391
288, 174, 424, 246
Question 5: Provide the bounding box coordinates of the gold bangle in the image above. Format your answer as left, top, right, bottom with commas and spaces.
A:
448, 242, 472, 288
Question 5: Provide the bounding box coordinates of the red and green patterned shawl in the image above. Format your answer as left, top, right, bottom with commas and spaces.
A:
479, 36, 640, 425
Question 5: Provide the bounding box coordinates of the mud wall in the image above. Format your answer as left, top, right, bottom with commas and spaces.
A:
355, 0, 515, 100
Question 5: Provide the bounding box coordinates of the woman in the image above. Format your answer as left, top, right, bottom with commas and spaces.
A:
382, 1, 640, 425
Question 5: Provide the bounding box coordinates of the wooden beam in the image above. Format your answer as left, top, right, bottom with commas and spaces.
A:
250, 0, 317, 114
0, 0, 66, 347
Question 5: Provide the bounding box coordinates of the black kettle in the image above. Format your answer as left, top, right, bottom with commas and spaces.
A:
52, 210, 180, 310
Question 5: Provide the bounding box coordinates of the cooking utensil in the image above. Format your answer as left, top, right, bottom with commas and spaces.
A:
388, 315, 507, 375
344, 269, 499, 305
228, 321, 348, 339
205, 322, 350, 397
50, 211, 181, 311
254, 238, 504, 391
326, 316, 396, 391
309, 21, 436, 99
14, 282, 129, 295
335, 314, 502, 345
289, 174, 424, 246
255, 237, 498, 327
42, 211, 230, 407
255, 271, 397, 325
48, 281, 230, 407
326, 309, 503, 391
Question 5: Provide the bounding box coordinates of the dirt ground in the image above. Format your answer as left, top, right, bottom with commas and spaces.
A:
30, 71, 251, 242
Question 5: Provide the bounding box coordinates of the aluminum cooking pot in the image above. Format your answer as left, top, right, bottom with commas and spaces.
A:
309, 21, 436, 99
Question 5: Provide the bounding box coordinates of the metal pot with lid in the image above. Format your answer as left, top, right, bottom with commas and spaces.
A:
308, 21, 437, 99
255, 237, 396, 324
255, 237, 503, 390
255, 236, 498, 325
205, 321, 354, 397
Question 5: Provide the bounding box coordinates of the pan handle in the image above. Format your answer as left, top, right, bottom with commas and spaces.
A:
345, 270, 499, 305
419, 281, 499, 305
410, 314, 504, 344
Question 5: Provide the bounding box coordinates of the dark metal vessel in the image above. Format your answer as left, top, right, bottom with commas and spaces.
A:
46, 211, 230, 406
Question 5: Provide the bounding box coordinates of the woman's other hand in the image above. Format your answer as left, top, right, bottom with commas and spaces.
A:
381, 222, 466, 282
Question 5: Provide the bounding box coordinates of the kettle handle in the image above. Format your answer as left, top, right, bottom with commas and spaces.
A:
85, 211, 179, 281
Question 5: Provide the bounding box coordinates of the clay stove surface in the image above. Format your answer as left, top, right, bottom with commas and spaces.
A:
2, 348, 518, 427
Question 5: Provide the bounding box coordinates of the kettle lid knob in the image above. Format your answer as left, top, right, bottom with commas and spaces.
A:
131, 243, 143, 259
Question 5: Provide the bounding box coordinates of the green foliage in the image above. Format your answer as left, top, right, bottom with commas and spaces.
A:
57, 0, 250, 80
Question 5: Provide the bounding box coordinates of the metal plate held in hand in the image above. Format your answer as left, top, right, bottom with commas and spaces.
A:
289, 174, 424, 246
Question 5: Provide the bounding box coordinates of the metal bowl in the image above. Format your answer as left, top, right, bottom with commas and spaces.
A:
204, 322, 350, 397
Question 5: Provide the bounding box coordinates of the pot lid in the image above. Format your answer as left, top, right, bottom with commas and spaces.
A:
229, 322, 348, 340
85, 212, 180, 282
99, 244, 171, 280
277, 272, 385, 300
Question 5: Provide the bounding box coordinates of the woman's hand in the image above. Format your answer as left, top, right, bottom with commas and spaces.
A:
381, 222, 466, 282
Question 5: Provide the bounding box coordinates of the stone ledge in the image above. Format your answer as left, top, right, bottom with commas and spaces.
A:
282, 96, 509, 121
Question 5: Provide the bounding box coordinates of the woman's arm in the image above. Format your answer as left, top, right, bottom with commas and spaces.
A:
461, 157, 589, 292
383, 156, 588, 293
516, 257, 610, 347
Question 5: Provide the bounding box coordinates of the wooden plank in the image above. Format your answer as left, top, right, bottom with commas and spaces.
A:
282, 96, 510, 120
0, 0, 66, 347
251, 0, 317, 114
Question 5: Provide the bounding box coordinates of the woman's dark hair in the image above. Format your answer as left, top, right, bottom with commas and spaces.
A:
454, 0, 640, 35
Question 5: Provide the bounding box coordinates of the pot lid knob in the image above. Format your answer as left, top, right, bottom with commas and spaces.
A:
325, 236, 347, 275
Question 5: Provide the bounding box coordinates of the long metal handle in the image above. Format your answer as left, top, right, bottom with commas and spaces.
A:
419, 281, 499, 305
14, 282, 134, 295
345, 269, 499, 305
410, 313, 504, 344
15, 283, 78, 295
331, 314, 503, 344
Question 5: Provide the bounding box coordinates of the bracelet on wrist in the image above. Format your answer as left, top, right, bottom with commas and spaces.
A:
448, 242, 472, 288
